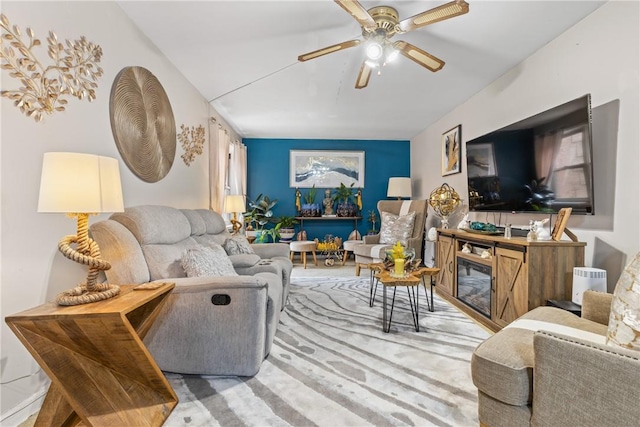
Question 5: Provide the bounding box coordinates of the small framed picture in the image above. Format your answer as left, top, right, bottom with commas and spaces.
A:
442, 125, 461, 176
551, 207, 573, 241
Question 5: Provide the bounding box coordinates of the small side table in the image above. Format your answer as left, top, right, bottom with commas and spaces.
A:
5, 283, 177, 427
375, 270, 422, 333
413, 267, 440, 312
547, 299, 582, 316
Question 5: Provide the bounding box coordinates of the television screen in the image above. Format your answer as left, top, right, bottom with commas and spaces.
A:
466, 94, 594, 214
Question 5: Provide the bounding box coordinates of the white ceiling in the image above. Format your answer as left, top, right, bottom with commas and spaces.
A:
117, 0, 605, 141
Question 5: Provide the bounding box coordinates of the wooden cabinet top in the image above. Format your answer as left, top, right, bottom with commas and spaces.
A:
437, 228, 586, 247
5, 283, 175, 320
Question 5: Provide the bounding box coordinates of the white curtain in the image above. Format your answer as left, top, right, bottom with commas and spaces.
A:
209, 123, 231, 212
229, 141, 247, 197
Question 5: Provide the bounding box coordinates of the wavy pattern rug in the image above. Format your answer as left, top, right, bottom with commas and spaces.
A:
164, 276, 490, 427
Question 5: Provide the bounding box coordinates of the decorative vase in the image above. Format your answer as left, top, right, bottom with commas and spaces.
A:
336, 203, 353, 217
279, 228, 295, 242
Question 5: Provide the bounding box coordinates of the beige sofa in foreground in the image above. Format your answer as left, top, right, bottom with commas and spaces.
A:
471, 290, 640, 426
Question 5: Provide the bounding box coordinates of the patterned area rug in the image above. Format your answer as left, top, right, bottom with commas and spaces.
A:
164, 276, 490, 426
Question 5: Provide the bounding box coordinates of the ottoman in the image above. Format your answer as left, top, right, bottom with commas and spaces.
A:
289, 240, 317, 269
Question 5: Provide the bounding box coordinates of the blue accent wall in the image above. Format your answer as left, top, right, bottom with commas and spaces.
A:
243, 138, 410, 242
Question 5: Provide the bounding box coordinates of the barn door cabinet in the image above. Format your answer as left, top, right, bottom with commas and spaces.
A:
436, 229, 585, 331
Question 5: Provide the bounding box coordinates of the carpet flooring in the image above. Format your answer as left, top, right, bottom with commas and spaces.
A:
164, 276, 490, 427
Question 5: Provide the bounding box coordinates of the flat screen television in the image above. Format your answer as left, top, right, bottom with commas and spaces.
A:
466, 94, 594, 214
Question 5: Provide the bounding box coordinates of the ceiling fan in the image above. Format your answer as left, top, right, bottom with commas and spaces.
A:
298, 0, 469, 89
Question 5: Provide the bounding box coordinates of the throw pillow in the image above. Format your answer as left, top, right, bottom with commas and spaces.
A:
379, 210, 416, 246
181, 245, 238, 277
606, 251, 640, 351
223, 235, 255, 255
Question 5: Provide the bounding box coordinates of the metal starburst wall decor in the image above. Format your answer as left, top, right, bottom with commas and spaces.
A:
0, 14, 104, 122
178, 124, 205, 166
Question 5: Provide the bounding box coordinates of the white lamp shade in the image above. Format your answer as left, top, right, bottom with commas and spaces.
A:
224, 194, 246, 213
38, 152, 124, 213
387, 177, 412, 198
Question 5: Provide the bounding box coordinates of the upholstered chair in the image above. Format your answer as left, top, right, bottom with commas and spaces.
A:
353, 199, 428, 276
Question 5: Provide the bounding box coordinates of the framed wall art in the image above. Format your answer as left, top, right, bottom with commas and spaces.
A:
289, 150, 365, 188
442, 125, 461, 176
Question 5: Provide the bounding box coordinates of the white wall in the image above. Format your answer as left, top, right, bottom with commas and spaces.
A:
0, 1, 238, 424
412, 1, 639, 270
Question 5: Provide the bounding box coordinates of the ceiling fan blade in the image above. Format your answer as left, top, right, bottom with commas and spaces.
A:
398, 0, 469, 33
334, 0, 377, 31
298, 39, 361, 62
355, 60, 372, 89
394, 41, 445, 72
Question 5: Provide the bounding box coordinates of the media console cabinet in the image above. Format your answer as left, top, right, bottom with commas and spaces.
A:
436, 229, 585, 331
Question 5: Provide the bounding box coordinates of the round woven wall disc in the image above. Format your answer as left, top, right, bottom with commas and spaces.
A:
109, 66, 176, 183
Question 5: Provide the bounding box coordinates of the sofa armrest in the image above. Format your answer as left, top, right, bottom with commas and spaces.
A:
363, 234, 380, 244
532, 331, 640, 426
581, 290, 613, 325
251, 243, 290, 259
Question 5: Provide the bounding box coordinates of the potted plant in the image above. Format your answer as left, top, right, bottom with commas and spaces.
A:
301, 185, 320, 217
276, 216, 298, 242
332, 182, 357, 217
258, 223, 281, 243
243, 194, 278, 241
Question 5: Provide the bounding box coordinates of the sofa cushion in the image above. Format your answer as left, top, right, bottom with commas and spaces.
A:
181, 245, 238, 277
353, 243, 391, 260
379, 210, 416, 246
224, 235, 255, 255
195, 209, 229, 235
181, 209, 207, 236
111, 205, 192, 245
471, 306, 607, 406
228, 253, 261, 268
142, 237, 200, 280
607, 251, 640, 351
89, 220, 150, 285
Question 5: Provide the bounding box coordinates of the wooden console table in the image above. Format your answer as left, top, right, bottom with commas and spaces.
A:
5, 283, 177, 426
436, 229, 585, 331
295, 216, 362, 230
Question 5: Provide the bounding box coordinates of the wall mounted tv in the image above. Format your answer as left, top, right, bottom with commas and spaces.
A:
466, 94, 594, 215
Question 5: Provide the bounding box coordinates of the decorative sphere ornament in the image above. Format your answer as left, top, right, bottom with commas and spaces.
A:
429, 183, 461, 228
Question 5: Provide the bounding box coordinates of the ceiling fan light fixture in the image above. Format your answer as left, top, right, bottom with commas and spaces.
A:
365, 59, 379, 68
366, 42, 383, 60
385, 45, 400, 63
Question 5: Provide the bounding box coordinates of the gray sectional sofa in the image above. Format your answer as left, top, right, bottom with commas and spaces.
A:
90, 205, 293, 376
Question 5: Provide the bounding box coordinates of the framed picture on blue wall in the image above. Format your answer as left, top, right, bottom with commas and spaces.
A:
290, 150, 365, 188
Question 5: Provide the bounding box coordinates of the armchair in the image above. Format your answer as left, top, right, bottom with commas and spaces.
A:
471, 290, 640, 426
353, 199, 427, 276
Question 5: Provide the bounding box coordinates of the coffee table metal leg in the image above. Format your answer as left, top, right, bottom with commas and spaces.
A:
407, 286, 420, 332
369, 277, 379, 307
383, 285, 397, 333
421, 277, 436, 312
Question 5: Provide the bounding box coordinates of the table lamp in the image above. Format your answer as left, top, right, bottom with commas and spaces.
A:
224, 194, 245, 234
387, 177, 412, 200
38, 152, 124, 305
